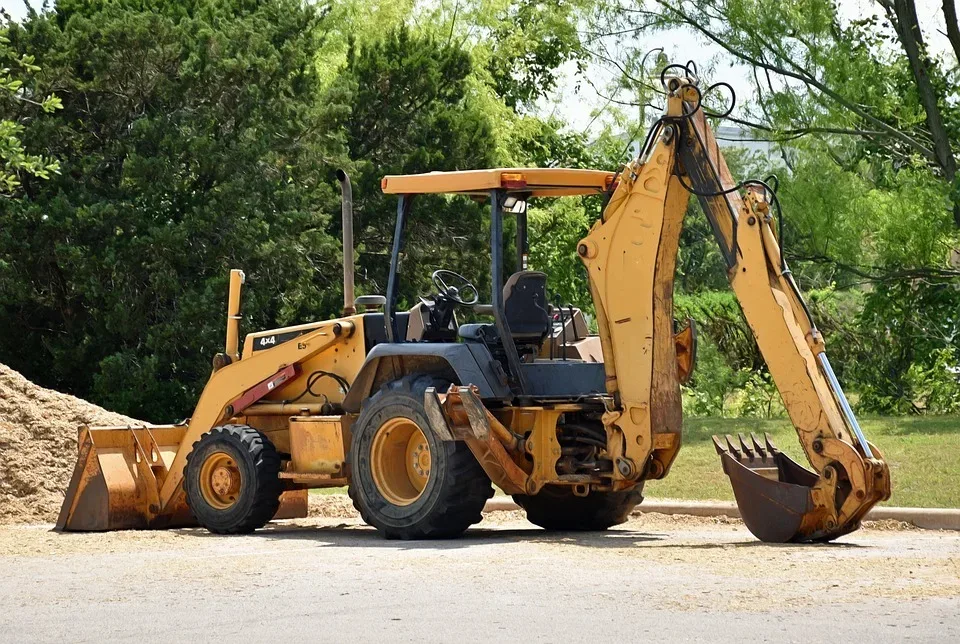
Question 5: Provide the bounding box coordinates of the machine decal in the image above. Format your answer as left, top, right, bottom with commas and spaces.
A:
252, 329, 307, 352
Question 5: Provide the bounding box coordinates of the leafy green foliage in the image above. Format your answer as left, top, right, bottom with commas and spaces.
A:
331, 27, 497, 306
0, 29, 61, 193
0, 0, 955, 425
481, 0, 585, 110
0, 0, 344, 420
906, 348, 960, 415
852, 279, 960, 414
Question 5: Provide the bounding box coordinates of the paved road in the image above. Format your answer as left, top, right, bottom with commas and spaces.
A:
2, 513, 958, 643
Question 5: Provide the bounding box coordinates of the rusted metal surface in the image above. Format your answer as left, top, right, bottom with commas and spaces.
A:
57, 424, 308, 531
674, 320, 697, 385
57, 425, 192, 531
274, 490, 309, 519
423, 387, 455, 441
288, 416, 346, 476
441, 386, 529, 495
713, 433, 833, 543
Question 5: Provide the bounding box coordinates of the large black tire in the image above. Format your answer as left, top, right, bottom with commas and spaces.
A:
348, 374, 493, 539
185, 424, 282, 534
513, 485, 645, 531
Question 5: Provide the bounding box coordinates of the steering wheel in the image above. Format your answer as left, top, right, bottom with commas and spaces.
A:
432, 269, 479, 306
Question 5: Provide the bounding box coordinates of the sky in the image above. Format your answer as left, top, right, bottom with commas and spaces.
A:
2, 0, 953, 133
544, 0, 954, 132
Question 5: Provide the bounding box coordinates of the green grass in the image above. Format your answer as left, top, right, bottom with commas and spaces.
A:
309, 416, 960, 508
645, 416, 960, 508
310, 486, 347, 495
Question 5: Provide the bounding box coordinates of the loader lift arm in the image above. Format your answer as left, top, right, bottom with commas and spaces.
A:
578, 73, 891, 542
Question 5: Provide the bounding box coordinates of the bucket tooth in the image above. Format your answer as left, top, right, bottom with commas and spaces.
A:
738, 433, 754, 460
764, 432, 778, 454
724, 434, 741, 459
711, 435, 728, 455
751, 433, 767, 458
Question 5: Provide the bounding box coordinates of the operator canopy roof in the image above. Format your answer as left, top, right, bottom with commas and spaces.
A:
380, 167, 616, 197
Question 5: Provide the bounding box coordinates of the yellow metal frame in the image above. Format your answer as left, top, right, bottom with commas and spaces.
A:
156, 318, 357, 511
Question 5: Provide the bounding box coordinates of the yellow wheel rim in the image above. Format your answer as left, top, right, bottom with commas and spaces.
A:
370, 417, 431, 506
198, 451, 242, 510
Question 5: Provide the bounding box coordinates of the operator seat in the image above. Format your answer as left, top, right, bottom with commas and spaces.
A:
458, 271, 550, 351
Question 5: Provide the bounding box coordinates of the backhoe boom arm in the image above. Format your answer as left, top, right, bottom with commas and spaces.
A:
579, 75, 890, 542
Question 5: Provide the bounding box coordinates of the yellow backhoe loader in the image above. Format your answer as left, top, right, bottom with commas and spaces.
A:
57, 68, 890, 542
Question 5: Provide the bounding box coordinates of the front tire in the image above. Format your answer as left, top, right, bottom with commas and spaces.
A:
184, 424, 282, 534
513, 485, 644, 531
348, 374, 493, 539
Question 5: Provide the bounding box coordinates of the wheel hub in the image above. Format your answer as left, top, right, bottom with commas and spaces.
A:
211, 466, 236, 496
412, 443, 431, 477
370, 418, 432, 506
199, 452, 242, 510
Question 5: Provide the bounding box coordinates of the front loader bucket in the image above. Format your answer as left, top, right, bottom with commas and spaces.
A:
56, 425, 195, 531
713, 433, 829, 543
57, 425, 307, 531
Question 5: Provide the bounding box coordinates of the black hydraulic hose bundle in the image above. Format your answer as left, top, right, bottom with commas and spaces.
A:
655, 65, 820, 335
605, 64, 819, 335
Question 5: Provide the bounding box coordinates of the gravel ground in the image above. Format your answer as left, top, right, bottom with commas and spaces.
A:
2, 504, 958, 643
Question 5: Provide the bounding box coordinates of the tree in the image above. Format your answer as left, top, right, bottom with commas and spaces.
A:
594, 0, 960, 227
0, 0, 345, 420
480, 0, 587, 111
331, 27, 499, 305
0, 22, 60, 193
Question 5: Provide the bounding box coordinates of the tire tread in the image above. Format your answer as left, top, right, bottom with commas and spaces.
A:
185, 424, 282, 535
348, 374, 493, 539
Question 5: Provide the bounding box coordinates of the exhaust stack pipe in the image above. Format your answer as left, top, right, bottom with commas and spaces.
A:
225, 269, 245, 361
336, 169, 356, 315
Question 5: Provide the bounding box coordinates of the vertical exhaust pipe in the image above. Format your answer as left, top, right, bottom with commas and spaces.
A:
336, 169, 356, 315
225, 268, 245, 361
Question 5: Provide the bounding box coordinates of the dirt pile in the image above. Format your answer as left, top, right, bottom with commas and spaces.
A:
0, 363, 143, 525
308, 493, 359, 519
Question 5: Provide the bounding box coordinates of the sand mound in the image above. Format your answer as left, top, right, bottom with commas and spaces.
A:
0, 363, 142, 525
308, 493, 359, 518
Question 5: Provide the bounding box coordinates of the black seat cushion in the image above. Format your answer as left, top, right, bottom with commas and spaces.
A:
503, 271, 549, 341
457, 272, 550, 346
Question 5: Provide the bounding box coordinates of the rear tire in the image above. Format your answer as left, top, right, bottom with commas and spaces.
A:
348, 374, 493, 539
513, 485, 644, 531
185, 424, 282, 534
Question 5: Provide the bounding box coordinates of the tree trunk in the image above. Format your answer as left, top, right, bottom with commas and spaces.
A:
893, 0, 959, 226
942, 0, 960, 65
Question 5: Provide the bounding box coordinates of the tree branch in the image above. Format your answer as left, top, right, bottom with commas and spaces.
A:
942, 0, 960, 64
656, 1, 939, 163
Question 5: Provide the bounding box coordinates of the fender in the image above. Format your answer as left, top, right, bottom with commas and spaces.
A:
342, 342, 511, 412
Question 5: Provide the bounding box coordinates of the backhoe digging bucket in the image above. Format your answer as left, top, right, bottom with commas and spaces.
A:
57, 425, 307, 531
713, 433, 830, 543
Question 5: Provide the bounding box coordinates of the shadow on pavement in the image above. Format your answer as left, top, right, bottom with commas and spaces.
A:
168, 520, 867, 550
172, 521, 670, 550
